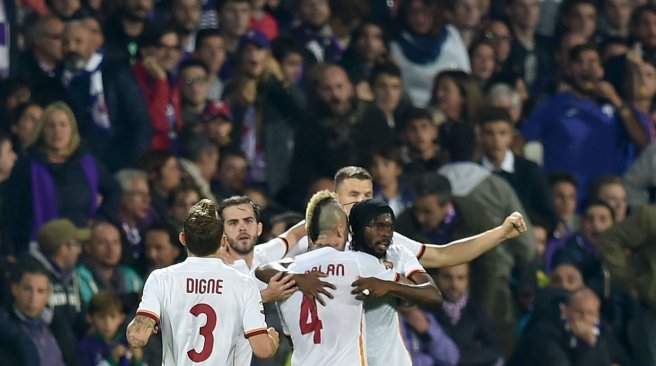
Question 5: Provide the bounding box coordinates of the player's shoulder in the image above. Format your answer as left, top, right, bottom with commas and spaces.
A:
385, 243, 416, 258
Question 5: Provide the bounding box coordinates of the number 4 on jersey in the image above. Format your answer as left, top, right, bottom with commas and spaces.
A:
300, 295, 323, 344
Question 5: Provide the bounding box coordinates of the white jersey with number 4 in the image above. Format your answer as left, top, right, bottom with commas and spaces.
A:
136, 257, 267, 366
279, 247, 398, 366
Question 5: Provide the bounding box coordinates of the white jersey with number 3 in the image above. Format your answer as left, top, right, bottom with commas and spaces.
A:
278, 247, 397, 366
136, 257, 267, 366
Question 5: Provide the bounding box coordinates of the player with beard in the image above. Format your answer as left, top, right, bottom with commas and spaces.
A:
257, 192, 441, 366
348, 199, 442, 366
218, 195, 311, 365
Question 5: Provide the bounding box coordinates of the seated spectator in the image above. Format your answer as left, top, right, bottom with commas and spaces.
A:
481, 19, 513, 71
450, 0, 484, 47
401, 107, 441, 178
588, 175, 628, 222
544, 173, 580, 273
478, 107, 557, 229
250, 0, 278, 40
511, 287, 629, 366
179, 134, 219, 201
271, 37, 306, 90
598, 204, 656, 365
599, 0, 631, 38
167, 185, 202, 232
469, 39, 497, 90
143, 222, 184, 277
138, 150, 182, 219
47, 0, 82, 20
262, 211, 304, 242
216, 0, 255, 79
370, 62, 410, 131
103, 0, 153, 63
389, 0, 470, 107
133, 24, 183, 153
288, 0, 342, 65
77, 291, 143, 366
530, 214, 553, 288
75, 221, 143, 306
62, 21, 152, 172
0, 306, 39, 366
12, 15, 66, 105
429, 70, 482, 125
430, 264, 503, 366
400, 306, 460, 366
12, 219, 88, 366
7, 263, 65, 366
521, 43, 650, 202
168, 0, 202, 54
179, 59, 229, 131
0, 78, 32, 122
114, 169, 153, 266
212, 148, 248, 200
369, 144, 413, 216
624, 141, 656, 208
1, 102, 120, 259
8, 102, 42, 155
528, 264, 585, 332
551, 200, 614, 287
339, 20, 389, 99
192, 29, 227, 101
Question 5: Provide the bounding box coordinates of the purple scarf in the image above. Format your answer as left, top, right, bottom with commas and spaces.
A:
30, 153, 99, 238
442, 292, 469, 325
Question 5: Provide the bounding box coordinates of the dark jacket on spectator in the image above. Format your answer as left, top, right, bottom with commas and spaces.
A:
288, 99, 391, 208
1, 148, 120, 257
65, 58, 152, 172
0, 308, 39, 366
12, 250, 85, 366
431, 299, 501, 366
511, 320, 629, 366
7, 307, 66, 366
11, 51, 66, 105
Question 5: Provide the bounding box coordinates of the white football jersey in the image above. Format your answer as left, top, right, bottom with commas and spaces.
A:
361, 245, 426, 366
287, 232, 427, 259
229, 237, 289, 366
279, 247, 397, 366
136, 257, 267, 366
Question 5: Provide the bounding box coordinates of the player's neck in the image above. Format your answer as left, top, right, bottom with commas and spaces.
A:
225, 248, 255, 268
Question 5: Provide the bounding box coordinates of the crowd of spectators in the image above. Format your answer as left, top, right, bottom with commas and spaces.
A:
1, 0, 656, 365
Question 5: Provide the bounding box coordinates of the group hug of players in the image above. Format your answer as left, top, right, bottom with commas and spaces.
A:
124, 166, 528, 366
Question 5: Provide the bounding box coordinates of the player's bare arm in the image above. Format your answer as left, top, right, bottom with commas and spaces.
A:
255, 261, 336, 306
260, 272, 297, 303
126, 315, 157, 348
351, 271, 442, 307
248, 327, 280, 359
419, 211, 528, 268
278, 220, 307, 252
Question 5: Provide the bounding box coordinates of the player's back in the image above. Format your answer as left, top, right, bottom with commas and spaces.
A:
140, 257, 266, 366
279, 247, 367, 366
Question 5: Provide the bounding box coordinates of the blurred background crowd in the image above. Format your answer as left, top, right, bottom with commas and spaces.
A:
0, 0, 656, 365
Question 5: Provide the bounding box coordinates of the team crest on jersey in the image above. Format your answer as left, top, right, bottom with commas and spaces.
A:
383, 260, 394, 270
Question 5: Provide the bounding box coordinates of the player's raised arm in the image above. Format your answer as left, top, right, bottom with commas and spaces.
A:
248, 327, 280, 358
278, 220, 307, 252
418, 211, 528, 268
126, 315, 157, 348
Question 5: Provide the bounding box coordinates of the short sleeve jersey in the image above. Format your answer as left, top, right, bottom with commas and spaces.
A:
278, 247, 397, 366
136, 257, 267, 366
358, 245, 426, 366
229, 237, 289, 366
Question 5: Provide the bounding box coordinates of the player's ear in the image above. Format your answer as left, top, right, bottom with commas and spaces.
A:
257, 222, 263, 236
179, 233, 187, 247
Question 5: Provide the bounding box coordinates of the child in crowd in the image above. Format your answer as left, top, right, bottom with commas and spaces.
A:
77, 292, 144, 366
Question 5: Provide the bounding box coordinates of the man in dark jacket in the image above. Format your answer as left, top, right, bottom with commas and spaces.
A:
61, 22, 152, 172
512, 287, 629, 366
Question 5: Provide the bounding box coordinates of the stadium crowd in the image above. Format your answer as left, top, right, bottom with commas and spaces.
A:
1, 0, 656, 364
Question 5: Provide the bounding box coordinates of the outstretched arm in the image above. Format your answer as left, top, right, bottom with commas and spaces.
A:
419, 212, 527, 269
126, 315, 157, 348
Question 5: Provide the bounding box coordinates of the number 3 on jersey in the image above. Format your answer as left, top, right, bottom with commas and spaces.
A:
300, 295, 323, 344
187, 303, 217, 362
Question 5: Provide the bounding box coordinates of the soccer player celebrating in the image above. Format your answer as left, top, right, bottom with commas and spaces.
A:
126, 199, 279, 365
258, 191, 441, 366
